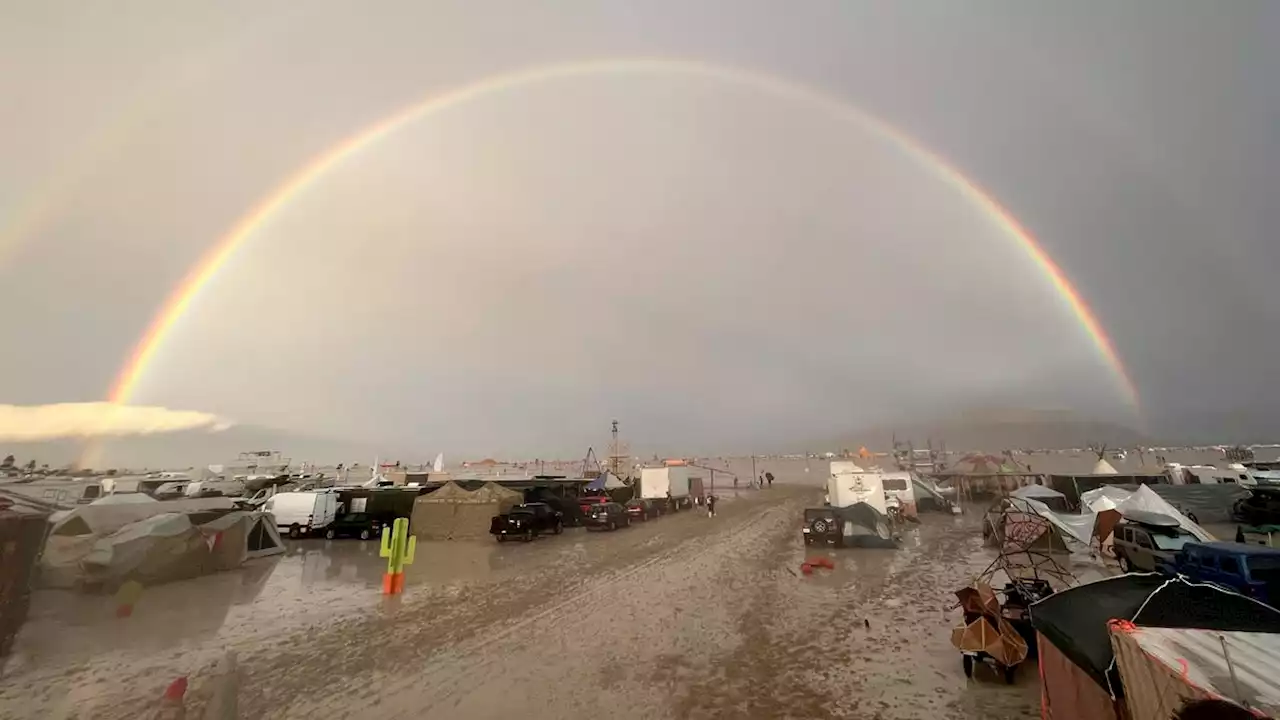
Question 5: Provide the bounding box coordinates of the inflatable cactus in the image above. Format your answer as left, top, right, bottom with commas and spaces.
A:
379, 517, 415, 594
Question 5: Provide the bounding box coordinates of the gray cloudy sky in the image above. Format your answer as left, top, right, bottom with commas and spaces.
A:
1, 1, 1277, 457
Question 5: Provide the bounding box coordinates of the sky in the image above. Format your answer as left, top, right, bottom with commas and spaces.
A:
1, 1, 1277, 459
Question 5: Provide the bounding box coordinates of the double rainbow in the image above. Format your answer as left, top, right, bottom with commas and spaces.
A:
105, 57, 1140, 414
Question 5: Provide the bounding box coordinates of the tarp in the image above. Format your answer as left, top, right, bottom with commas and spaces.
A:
988, 496, 1094, 547
1081, 485, 1213, 541
51, 497, 236, 537
1112, 626, 1280, 720
1030, 574, 1280, 693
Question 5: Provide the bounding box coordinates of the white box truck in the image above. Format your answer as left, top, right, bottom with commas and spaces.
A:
264, 490, 339, 538
640, 467, 692, 510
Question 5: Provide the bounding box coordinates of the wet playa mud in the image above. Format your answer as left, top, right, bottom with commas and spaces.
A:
0, 487, 1038, 719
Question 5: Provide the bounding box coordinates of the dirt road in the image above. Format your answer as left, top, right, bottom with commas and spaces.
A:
1, 487, 1039, 719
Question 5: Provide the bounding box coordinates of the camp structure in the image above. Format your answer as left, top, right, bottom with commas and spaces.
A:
979, 496, 1076, 590
409, 481, 522, 540
1111, 625, 1280, 719
1009, 483, 1070, 512
1030, 574, 1280, 720
40, 505, 283, 591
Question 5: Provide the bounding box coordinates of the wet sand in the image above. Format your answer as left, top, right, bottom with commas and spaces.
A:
1, 487, 1039, 720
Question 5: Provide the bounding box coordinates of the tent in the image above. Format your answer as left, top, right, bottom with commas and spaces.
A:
41, 508, 283, 590
198, 510, 285, 567
585, 472, 625, 491
410, 481, 522, 540
50, 497, 236, 537
1030, 574, 1280, 719
1112, 626, 1280, 719
1010, 484, 1070, 512
1093, 458, 1119, 475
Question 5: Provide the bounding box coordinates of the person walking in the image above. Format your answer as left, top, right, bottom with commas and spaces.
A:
707, 494, 717, 518
766, 472, 774, 488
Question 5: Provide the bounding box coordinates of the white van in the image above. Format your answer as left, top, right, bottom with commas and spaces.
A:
263, 491, 338, 538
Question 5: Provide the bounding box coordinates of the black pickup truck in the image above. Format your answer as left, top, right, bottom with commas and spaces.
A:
490, 502, 565, 542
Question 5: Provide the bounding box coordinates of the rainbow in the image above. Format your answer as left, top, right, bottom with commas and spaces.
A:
106, 57, 1141, 412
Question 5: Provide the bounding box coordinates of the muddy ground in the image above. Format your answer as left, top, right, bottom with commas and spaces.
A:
1, 487, 1040, 719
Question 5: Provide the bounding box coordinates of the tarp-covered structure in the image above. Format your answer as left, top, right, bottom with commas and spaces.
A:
1010, 484, 1070, 512
1112, 626, 1280, 720
1030, 574, 1280, 720
41, 507, 282, 590
410, 481, 522, 540
1081, 485, 1214, 542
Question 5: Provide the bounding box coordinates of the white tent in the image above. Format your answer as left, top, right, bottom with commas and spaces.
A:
1011, 485, 1066, 501
1092, 458, 1119, 475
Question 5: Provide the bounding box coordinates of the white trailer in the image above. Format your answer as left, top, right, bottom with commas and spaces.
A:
827, 471, 888, 515
640, 467, 692, 509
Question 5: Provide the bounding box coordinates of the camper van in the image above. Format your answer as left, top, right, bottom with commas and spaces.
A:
263, 490, 339, 538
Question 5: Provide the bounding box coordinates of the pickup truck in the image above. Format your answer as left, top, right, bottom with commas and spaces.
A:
490, 502, 565, 542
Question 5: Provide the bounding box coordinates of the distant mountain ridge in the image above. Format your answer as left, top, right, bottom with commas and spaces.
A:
816, 408, 1151, 453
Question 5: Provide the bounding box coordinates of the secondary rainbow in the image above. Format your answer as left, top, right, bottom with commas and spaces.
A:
106, 57, 1141, 412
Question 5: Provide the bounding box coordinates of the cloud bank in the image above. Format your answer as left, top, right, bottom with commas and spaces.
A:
0, 402, 228, 441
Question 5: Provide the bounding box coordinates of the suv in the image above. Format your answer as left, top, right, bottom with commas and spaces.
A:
626, 498, 662, 522
323, 513, 383, 541
1232, 488, 1280, 526
1113, 515, 1197, 572
490, 502, 565, 542
1167, 542, 1280, 605
803, 507, 842, 546
583, 502, 631, 531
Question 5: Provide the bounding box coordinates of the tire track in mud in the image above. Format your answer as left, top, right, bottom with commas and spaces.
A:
665, 513, 1040, 720
286, 492, 815, 719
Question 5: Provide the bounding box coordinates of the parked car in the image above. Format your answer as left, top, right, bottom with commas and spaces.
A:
1232, 488, 1280, 526
323, 512, 384, 540
626, 498, 661, 521
803, 507, 842, 546
576, 495, 611, 514
1162, 541, 1280, 606
490, 502, 565, 542
1112, 512, 1198, 572
582, 502, 630, 531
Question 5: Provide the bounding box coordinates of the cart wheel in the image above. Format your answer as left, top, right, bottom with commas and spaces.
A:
962, 655, 974, 678
1004, 665, 1017, 684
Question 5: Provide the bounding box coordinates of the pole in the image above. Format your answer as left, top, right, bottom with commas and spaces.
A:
751, 455, 758, 488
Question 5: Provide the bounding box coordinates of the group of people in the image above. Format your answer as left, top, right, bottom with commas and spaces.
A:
732, 471, 775, 490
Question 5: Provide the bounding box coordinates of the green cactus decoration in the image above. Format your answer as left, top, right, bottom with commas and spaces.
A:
379, 517, 416, 593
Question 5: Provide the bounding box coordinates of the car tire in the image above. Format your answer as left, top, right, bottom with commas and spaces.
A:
289, 524, 302, 539
359, 529, 371, 541
324, 528, 336, 540
608, 520, 616, 531
812, 519, 829, 534
553, 522, 563, 535
497, 535, 506, 543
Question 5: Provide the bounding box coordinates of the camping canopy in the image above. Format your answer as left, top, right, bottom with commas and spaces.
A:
51, 497, 236, 537
1031, 574, 1280, 692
